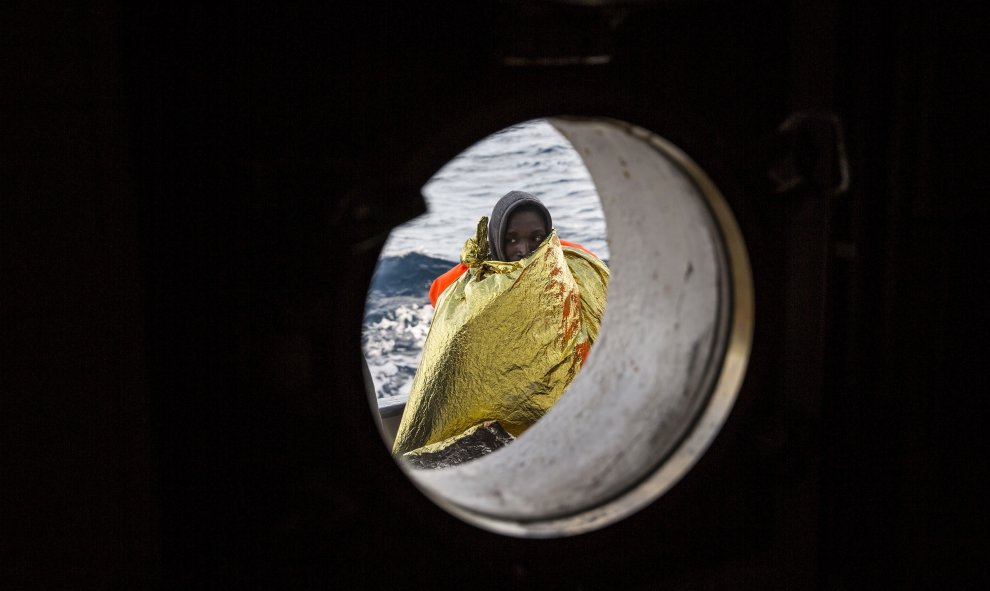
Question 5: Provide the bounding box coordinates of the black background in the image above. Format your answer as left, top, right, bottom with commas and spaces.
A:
3, 1, 988, 588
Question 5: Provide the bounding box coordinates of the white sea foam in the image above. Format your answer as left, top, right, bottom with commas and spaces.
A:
363, 302, 434, 399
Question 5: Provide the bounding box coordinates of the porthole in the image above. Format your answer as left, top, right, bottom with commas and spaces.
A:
365, 117, 753, 537
363, 119, 609, 452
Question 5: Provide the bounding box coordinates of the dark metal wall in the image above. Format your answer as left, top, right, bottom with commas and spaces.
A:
3, 1, 987, 588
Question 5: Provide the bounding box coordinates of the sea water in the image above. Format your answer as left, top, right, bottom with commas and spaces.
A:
362, 119, 608, 409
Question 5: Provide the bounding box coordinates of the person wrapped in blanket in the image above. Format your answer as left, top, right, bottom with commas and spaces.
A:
392, 191, 610, 467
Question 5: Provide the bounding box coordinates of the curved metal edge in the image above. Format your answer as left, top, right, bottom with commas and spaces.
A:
395, 117, 755, 538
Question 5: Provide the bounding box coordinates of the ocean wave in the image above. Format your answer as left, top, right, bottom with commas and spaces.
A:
363, 302, 434, 399
363, 253, 455, 400
367, 252, 456, 299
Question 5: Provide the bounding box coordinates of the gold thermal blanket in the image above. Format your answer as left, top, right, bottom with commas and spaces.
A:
392, 218, 609, 457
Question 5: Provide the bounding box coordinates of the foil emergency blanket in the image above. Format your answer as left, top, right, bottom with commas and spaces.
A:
393, 218, 609, 457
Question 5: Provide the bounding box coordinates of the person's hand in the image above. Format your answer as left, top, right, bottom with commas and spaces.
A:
461, 216, 490, 265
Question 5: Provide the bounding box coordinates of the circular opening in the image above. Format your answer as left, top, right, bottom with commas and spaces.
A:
369, 117, 753, 537
363, 120, 609, 451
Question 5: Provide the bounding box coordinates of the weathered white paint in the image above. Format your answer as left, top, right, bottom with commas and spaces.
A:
401, 118, 752, 536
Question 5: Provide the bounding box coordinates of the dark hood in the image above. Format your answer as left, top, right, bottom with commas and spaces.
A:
487, 191, 553, 262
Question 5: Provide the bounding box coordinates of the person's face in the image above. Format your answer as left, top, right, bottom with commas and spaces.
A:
504, 209, 548, 262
